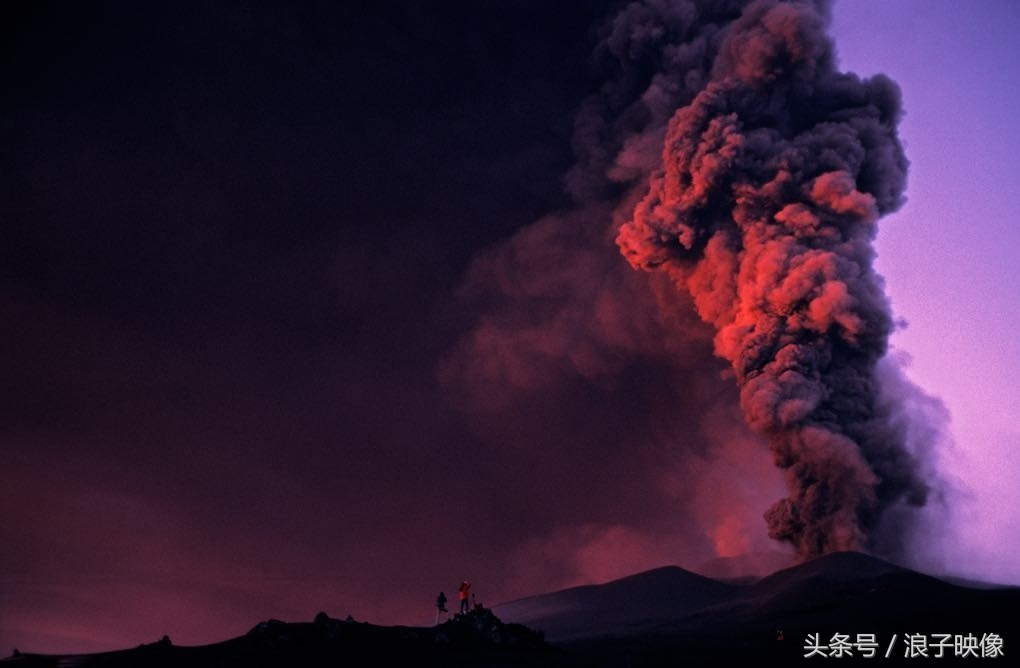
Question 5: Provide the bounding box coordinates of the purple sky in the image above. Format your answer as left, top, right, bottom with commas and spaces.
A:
2, 0, 1018, 655
831, 0, 1020, 583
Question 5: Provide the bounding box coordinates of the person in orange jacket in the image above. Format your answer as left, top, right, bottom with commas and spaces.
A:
457, 581, 471, 614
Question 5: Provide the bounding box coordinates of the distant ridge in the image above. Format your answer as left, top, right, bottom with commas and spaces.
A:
494, 551, 1020, 649
494, 565, 739, 641
693, 550, 794, 581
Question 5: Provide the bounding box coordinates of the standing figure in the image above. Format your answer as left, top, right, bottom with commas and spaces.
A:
457, 581, 471, 614
435, 591, 448, 624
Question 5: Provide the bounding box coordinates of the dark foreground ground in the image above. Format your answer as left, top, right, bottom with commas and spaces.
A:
4, 553, 1018, 666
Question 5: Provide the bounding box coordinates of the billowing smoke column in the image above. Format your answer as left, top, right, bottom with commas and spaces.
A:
617, 0, 929, 557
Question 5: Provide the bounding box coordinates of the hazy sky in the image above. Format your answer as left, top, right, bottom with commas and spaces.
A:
2, 0, 1017, 655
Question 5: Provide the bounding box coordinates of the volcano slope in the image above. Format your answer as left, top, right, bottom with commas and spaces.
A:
494, 551, 1019, 664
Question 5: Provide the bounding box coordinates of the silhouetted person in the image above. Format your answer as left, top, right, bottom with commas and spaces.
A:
458, 581, 471, 614
435, 591, 448, 624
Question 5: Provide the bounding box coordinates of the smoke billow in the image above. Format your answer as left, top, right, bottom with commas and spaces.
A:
617, 0, 930, 557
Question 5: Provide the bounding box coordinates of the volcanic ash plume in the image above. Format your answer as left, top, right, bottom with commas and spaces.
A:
617, 0, 929, 558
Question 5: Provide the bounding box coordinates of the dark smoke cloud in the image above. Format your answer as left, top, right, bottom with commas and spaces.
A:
617, 0, 933, 557
448, 0, 940, 564
446, 0, 938, 562
566, 0, 747, 200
